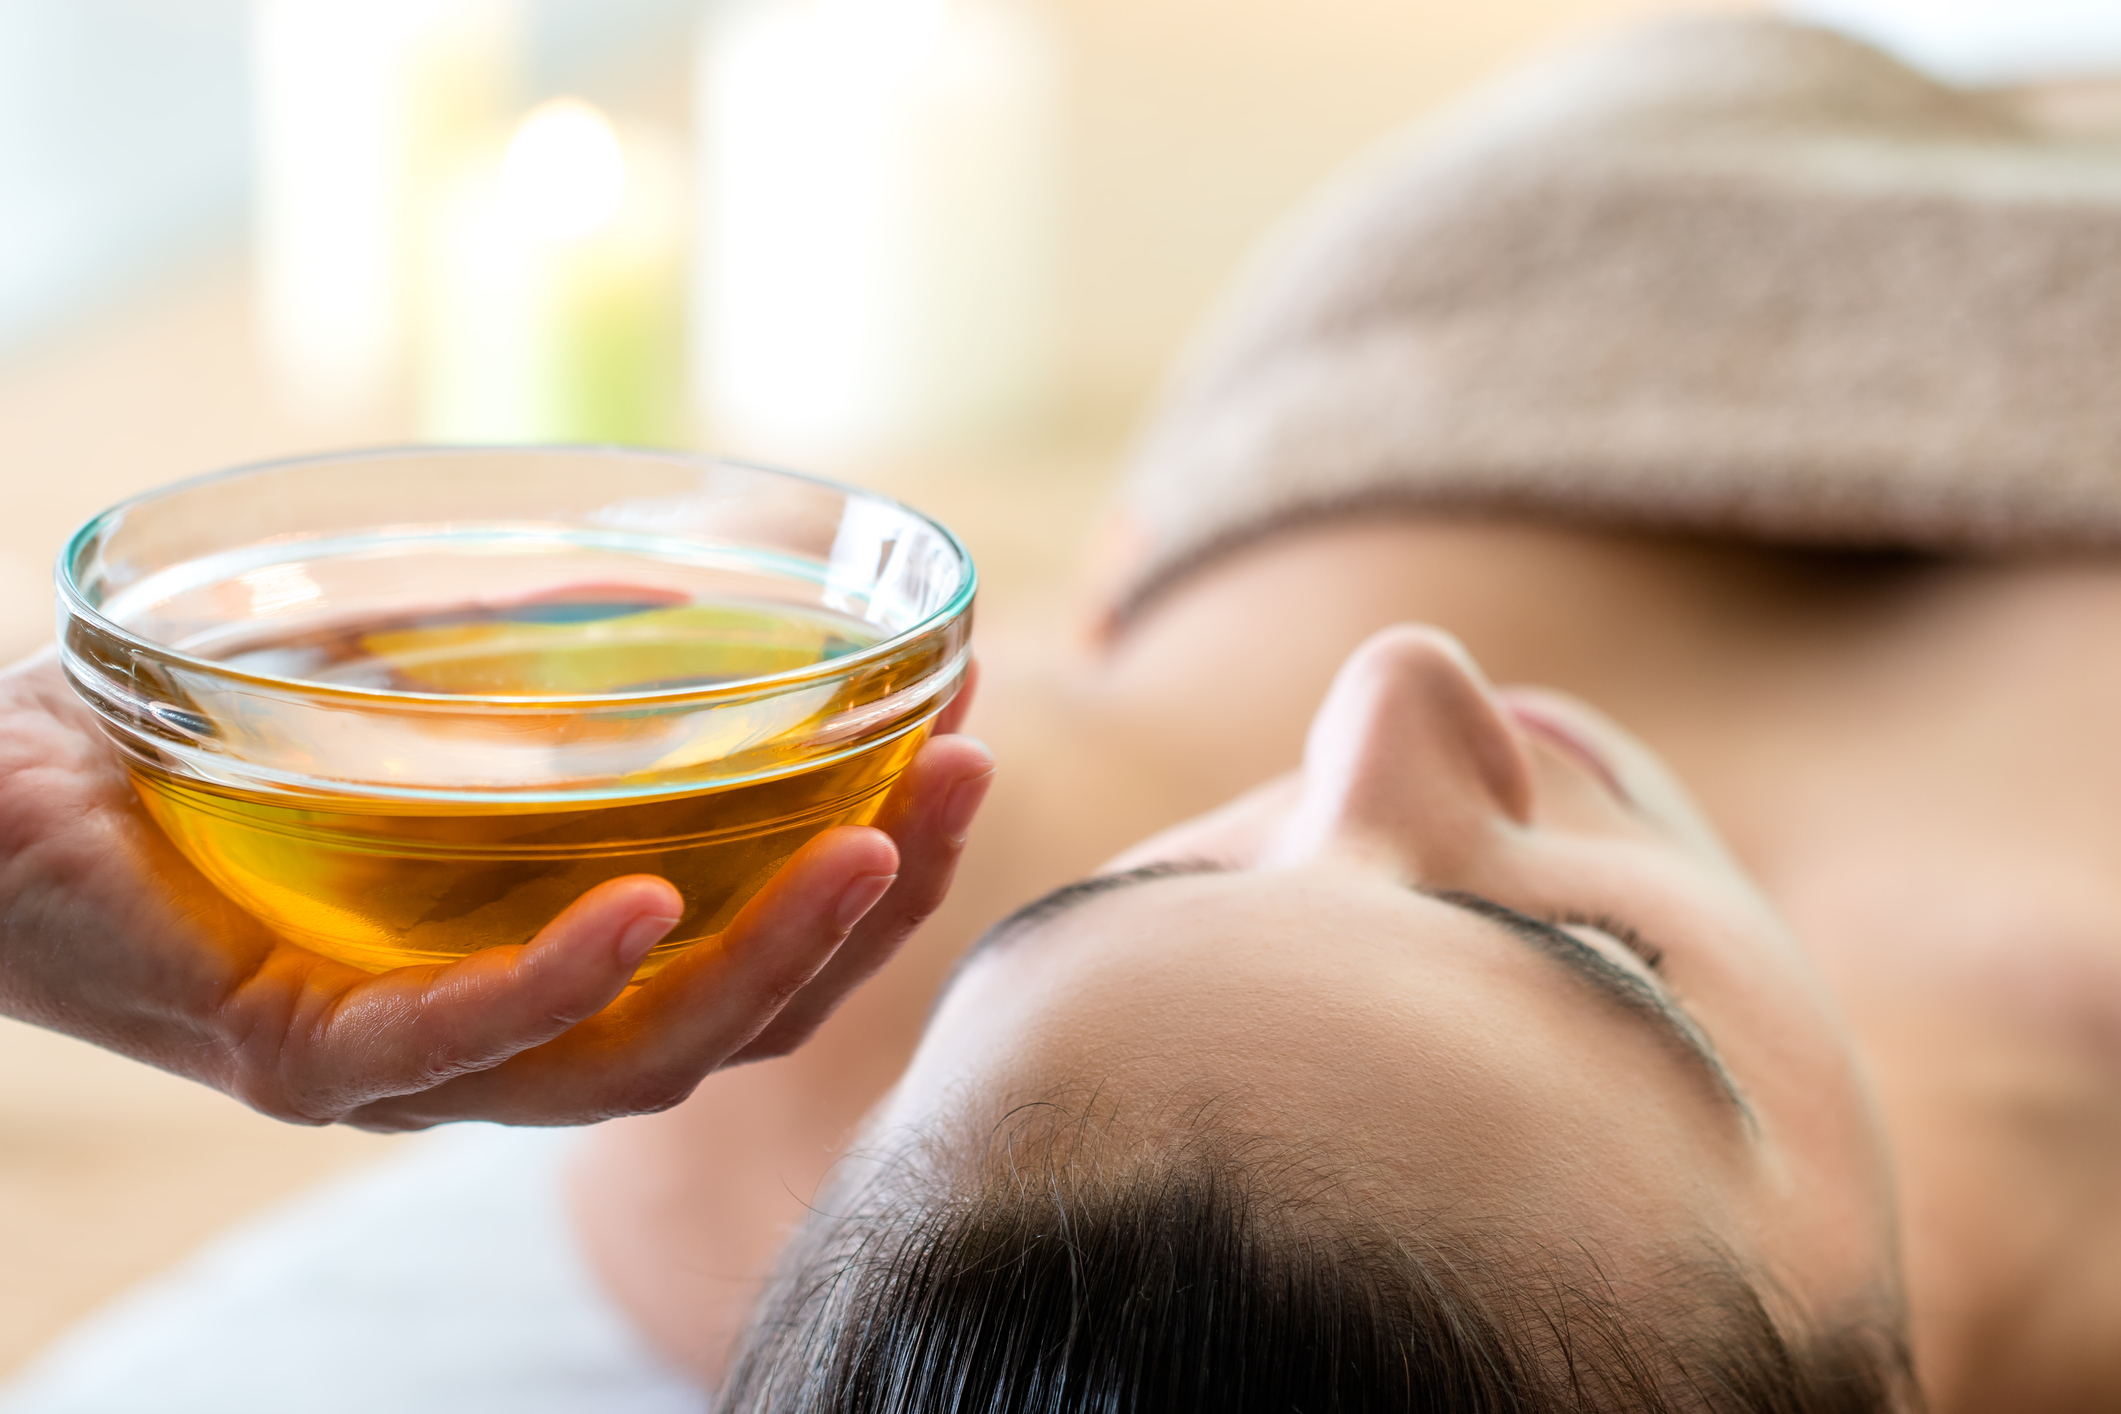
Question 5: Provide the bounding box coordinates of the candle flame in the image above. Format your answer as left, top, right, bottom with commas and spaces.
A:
500, 98, 626, 240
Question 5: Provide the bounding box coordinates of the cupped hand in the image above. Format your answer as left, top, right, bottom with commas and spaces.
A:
0, 650, 992, 1131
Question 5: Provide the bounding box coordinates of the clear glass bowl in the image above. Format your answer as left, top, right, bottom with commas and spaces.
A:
57, 446, 974, 977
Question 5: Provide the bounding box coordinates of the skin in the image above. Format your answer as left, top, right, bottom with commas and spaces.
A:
0, 646, 994, 1129
880, 626, 1901, 1326
574, 518, 2121, 1411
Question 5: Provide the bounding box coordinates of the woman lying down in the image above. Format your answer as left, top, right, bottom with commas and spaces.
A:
644, 16, 2121, 1410
15, 13, 2121, 1413
723, 620, 1914, 1409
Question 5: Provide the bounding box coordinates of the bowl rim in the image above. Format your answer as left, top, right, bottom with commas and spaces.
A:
55, 444, 977, 710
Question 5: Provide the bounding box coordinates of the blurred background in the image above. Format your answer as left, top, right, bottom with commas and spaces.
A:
6, 0, 2121, 1374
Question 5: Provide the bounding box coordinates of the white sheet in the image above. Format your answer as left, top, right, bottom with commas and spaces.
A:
0, 1123, 706, 1414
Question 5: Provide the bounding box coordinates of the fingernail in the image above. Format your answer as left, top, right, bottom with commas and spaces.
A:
617, 913, 681, 967
836, 873, 897, 932
941, 760, 995, 844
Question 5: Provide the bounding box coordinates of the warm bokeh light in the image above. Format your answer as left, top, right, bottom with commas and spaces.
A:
252, 0, 517, 419
700, 0, 1062, 458
500, 97, 628, 240
812, 0, 947, 60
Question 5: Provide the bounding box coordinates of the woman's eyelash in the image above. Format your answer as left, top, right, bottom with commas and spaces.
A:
1550, 911, 1667, 973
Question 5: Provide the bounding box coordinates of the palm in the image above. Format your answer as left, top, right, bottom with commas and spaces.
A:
0, 651, 990, 1129
0, 653, 278, 1037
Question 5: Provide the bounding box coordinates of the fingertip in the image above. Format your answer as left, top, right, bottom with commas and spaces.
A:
812, 823, 900, 878
613, 911, 681, 969
834, 869, 898, 931
597, 873, 686, 920
525, 874, 684, 970
916, 732, 996, 810
914, 735, 994, 844
938, 732, 995, 776
934, 655, 980, 735
584, 876, 685, 969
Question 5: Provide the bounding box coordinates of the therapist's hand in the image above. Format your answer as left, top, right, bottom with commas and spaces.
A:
0, 649, 992, 1131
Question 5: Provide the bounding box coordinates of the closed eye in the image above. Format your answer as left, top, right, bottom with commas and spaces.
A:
1427, 889, 1751, 1127
1551, 910, 1666, 974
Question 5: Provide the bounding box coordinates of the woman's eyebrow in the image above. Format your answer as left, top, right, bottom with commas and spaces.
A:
927, 862, 1230, 1021
963, 860, 1231, 962
1423, 888, 1755, 1128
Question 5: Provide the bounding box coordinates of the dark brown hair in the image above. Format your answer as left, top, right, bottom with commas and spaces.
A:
721, 1103, 1916, 1413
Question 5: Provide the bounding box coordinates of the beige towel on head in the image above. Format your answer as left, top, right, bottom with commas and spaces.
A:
1121, 14, 2121, 601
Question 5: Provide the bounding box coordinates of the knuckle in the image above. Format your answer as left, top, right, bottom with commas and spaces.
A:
540, 1002, 594, 1033
214, 989, 347, 1126
228, 1072, 338, 1127
760, 976, 811, 1013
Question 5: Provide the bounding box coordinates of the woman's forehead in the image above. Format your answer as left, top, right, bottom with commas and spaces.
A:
902, 869, 1752, 1221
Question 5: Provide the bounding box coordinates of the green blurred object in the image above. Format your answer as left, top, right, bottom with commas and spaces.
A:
419, 100, 687, 447
363, 601, 873, 696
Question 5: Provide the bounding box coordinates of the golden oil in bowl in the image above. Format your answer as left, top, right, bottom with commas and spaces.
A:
59, 448, 974, 977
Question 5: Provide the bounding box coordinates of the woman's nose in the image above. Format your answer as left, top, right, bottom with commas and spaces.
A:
1267, 625, 1535, 871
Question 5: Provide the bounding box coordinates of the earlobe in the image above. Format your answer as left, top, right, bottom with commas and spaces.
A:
1278, 626, 1536, 863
